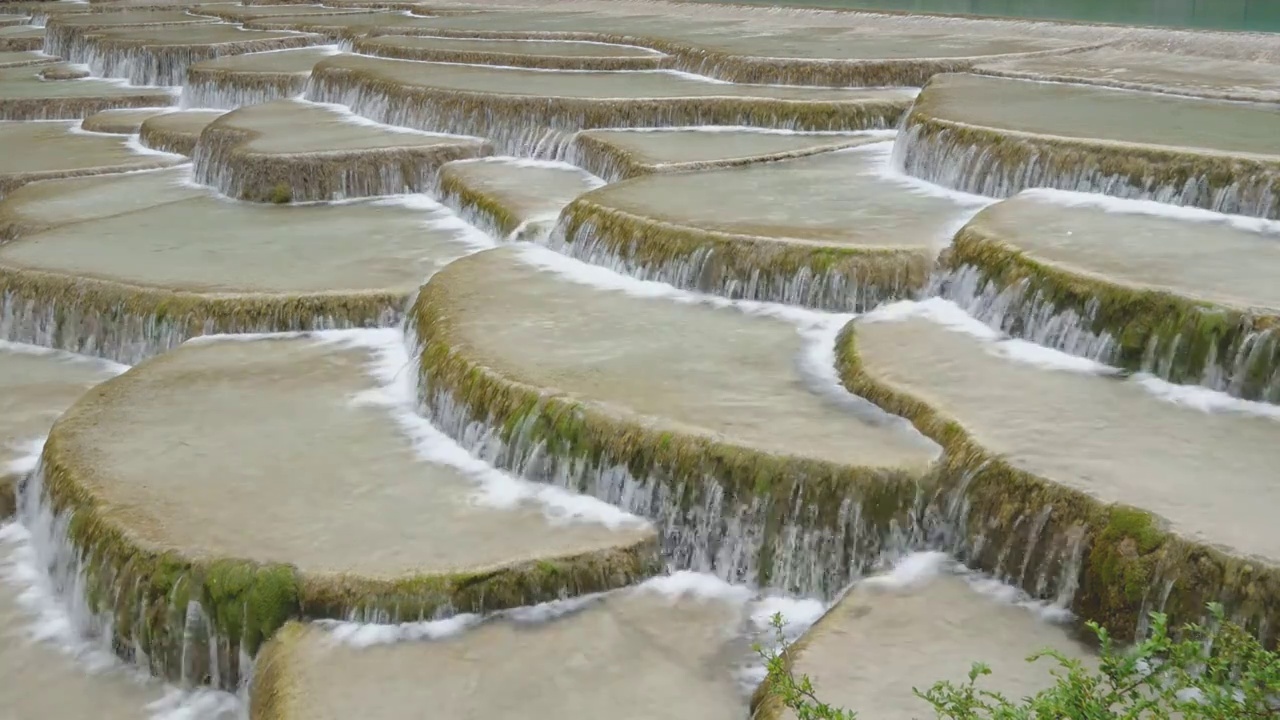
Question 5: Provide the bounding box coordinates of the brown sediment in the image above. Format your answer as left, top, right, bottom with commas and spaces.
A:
409, 247, 937, 597
305, 55, 911, 155
182, 46, 338, 109
0, 27, 43, 52
0, 50, 56, 68
38, 64, 89, 79
0, 92, 176, 121
43, 10, 217, 60
942, 217, 1280, 403
137, 108, 222, 155
190, 100, 491, 202
834, 320, 1280, 645
896, 74, 1280, 219
433, 157, 600, 241
555, 195, 932, 312
0, 474, 14, 518
350, 34, 671, 71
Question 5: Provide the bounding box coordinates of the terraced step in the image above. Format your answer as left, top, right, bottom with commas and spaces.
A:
896, 73, 1280, 219
0, 164, 202, 241
0, 61, 174, 119
0, 529, 177, 720
754, 554, 1091, 720
552, 143, 987, 311
0, 49, 52, 68
183, 45, 339, 109
974, 47, 1280, 103
837, 303, 1280, 640
72, 23, 323, 86
192, 98, 488, 202
189, 3, 369, 22
0, 342, 122, 516
244, 11, 466, 39
348, 9, 1087, 86
568, 127, 884, 181
0, 167, 486, 362
351, 35, 669, 71
252, 577, 759, 720
0, 120, 181, 196
939, 191, 1280, 403
0, 25, 45, 53
80, 105, 176, 133
44, 9, 218, 60
29, 332, 659, 687
436, 157, 602, 241
411, 245, 939, 596
137, 106, 223, 153
304, 54, 916, 155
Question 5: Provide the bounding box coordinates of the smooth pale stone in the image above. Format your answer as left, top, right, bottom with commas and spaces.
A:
0, 121, 178, 193
0, 63, 173, 105
975, 47, 1280, 102
80, 106, 177, 134
778, 554, 1092, 720
853, 313, 1280, 564
0, 50, 52, 68
358, 35, 663, 59
438, 157, 602, 237
51, 335, 654, 577
244, 11, 471, 35
970, 191, 1280, 312
0, 171, 477, 296
0, 166, 204, 238
190, 3, 369, 21
915, 73, 1280, 157
187, 45, 340, 76
579, 128, 881, 171
207, 98, 480, 155
425, 246, 936, 470
253, 584, 752, 720
576, 145, 980, 248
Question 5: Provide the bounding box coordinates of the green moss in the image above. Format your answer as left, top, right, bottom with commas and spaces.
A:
832, 317, 1280, 646
268, 183, 292, 205
945, 221, 1280, 401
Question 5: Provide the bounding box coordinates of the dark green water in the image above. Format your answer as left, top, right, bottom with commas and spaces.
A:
693, 0, 1280, 32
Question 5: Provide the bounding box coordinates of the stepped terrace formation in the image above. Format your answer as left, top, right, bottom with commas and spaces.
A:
895, 73, 1280, 218
435, 156, 603, 240
31, 332, 658, 687
0, 120, 183, 195
550, 142, 989, 310
1, 1, 1279, 719
938, 191, 1280, 402
191, 98, 489, 201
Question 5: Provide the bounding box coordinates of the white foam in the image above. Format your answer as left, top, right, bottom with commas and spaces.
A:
590, 125, 898, 138
385, 34, 666, 55
860, 550, 951, 590
0, 340, 130, 375
1021, 188, 1280, 237
445, 155, 607, 188
318, 612, 482, 648
993, 338, 1118, 374
292, 97, 485, 139
1135, 374, 1280, 421
852, 141, 995, 208
637, 570, 755, 605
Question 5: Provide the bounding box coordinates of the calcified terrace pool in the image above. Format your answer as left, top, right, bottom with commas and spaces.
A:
0, 0, 1277, 719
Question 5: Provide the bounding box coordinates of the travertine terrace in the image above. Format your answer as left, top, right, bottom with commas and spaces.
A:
1, 0, 1277, 718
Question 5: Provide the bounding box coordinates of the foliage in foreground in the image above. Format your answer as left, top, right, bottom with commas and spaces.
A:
755, 604, 1280, 719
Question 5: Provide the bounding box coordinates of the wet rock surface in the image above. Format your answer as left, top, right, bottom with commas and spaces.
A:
0, 2, 1276, 718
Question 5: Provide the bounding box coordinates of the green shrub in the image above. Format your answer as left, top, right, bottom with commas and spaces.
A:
756, 604, 1279, 719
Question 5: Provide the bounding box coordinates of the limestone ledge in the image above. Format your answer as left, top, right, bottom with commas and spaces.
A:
1, 90, 175, 121
365, 26, 1098, 88
183, 56, 321, 110
303, 58, 910, 157
74, 30, 322, 86
895, 107, 1280, 221
834, 321, 1280, 644
28, 423, 660, 689
0, 157, 182, 199
0, 28, 43, 53
0, 473, 14, 518
138, 110, 222, 156
43, 14, 215, 63
408, 275, 930, 599
565, 130, 875, 183
940, 222, 1280, 404
547, 197, 931, 313
190, 114, 491, 203
350, 36, 671, 71
80, 107, 172, 134
0, 267, 404, 364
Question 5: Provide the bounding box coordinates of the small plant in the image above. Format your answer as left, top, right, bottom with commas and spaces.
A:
267, 183, 292, 205
755, 604, 1279, 719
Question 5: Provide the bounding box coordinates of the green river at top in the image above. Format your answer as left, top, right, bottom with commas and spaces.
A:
687, 0, 1280, 32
